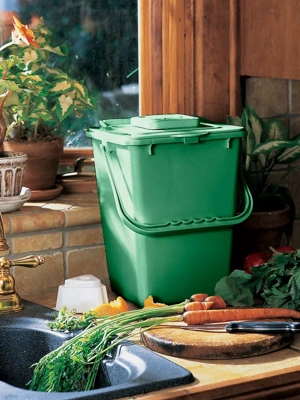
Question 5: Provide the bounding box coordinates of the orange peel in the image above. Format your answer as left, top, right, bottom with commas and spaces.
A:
143, 295, 166, 308
91, 296, 129, 317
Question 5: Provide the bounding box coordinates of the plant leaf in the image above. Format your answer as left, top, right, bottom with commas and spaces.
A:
244, 104, 264, 146
3, 91, 19, 106
252, 139, 293, 156
261, 119, 288, 142
56, 94, 74, 121
22, 48, 42, 64
49, 80, 72, 94
42, 45, 67, 56
277, 139, 300, 163
73, 82, 88, 99
226, 115, 242, 126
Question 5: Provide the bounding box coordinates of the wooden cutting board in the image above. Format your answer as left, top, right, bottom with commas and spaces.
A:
141, 322, 294, 359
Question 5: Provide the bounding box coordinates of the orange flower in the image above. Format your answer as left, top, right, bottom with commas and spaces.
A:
12, 16, 39, 48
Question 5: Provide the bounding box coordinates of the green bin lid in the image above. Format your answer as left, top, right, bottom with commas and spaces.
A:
131, 114, 199, 130
87, 114, 245, 145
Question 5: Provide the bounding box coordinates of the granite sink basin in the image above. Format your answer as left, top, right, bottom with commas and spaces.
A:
0, 300, 194, 399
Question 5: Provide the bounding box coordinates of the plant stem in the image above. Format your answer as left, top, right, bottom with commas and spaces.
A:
0, 41, 14, 52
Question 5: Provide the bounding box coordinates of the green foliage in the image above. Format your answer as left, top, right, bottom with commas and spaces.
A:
215, 250, 300, 310
227, 105, 300, 237
1, 18, 95, 143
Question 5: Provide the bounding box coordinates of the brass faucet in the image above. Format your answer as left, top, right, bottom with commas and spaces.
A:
0, 213, 44, 314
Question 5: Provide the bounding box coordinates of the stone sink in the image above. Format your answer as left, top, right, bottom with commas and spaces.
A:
0, 300, 194, 399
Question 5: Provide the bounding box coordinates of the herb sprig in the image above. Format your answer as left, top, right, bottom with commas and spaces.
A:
29, 301, 187, 393
47, 306, 98, 332
215, 250, 300, 309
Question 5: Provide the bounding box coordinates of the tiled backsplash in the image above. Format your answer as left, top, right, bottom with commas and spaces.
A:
245, 77, 300, 248
3, 192, 109, 298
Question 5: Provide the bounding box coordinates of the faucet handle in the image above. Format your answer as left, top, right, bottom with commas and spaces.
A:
0, 255, 45, 269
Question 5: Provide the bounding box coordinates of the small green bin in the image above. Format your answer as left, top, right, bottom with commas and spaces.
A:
86, 114, 253, 306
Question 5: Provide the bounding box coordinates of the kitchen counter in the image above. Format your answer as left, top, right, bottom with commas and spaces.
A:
22, 290, 300, 399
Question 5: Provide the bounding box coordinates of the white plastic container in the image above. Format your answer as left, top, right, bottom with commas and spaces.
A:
56, 274, 108, 313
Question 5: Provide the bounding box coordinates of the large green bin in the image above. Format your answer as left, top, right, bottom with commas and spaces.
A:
86, 114, 253, 306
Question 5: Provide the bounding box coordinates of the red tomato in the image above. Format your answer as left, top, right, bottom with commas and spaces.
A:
243, 252, 268, 274
274, 246, 296, 253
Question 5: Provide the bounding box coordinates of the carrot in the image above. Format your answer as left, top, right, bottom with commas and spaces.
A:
183, 307, 300, 325
204, 295, 227, 309
190, 293, 208, 302
184, 301, 213, 311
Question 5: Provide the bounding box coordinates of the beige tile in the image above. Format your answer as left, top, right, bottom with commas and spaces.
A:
12, 232, 63, 253
290, 116, 300, 138
9, 209, 65, 234
290, 80, 300, 114
63, 206, 101, 227
66, 226, 104, 247
245, 77, 288, 118
2, 214, 11, 235
66, 246, 108, 280
15, 252, 65, 294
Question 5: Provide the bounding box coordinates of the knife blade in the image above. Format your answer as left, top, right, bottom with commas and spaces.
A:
226, 321, 300, 334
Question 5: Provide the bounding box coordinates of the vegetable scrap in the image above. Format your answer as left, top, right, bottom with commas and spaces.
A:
143, 295, 167, 308
92, 296, 129, 316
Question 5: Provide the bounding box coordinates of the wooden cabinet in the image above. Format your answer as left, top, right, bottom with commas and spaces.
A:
241, 0, 300, 80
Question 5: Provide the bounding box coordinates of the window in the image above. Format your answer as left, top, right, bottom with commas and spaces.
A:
0, 0, 139, 150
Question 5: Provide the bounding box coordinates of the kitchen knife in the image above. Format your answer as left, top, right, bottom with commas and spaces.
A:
226, 321, 300, 334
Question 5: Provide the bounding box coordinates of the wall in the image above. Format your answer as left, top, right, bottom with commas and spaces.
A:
3, 193, 109, 299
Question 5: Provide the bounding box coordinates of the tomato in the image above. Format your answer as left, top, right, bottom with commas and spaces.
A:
243, 252, 268, 274
274, 246, 296, 254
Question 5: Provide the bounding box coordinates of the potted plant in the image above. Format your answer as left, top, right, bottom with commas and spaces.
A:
227, 105, 300, 259
0, 17, 94, 194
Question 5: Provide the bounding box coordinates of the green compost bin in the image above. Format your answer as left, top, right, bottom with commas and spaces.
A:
86, 114, 253, 306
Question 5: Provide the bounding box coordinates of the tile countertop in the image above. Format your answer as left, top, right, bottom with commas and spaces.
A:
22, 290, 300, 400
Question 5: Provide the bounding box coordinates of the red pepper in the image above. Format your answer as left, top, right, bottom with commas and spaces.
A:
243, 252, 268, 274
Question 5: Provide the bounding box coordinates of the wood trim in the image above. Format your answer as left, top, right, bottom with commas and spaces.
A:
139, 0, 240, 122
139, 0, 163, 115
60, 148, 93, 167
229, 0, 241, 116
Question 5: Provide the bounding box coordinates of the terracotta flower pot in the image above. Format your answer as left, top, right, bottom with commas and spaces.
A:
3, 139, 64, 191
242, 205, 291, 254
231, 205, 291, 269
0, 152, 27, 196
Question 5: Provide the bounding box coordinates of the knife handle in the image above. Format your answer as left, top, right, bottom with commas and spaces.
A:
226, 321, 300, 333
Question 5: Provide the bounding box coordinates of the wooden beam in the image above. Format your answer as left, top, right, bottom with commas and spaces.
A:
139, 0, 240, 122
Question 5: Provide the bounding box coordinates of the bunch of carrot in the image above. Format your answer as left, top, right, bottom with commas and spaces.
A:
182, 294, 300, 325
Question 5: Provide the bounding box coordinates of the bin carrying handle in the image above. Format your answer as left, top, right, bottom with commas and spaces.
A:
102, 148, 253, 236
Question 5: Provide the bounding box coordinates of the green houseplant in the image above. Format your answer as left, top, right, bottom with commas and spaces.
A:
0, 17, 94, 192
227, 105, 300, 256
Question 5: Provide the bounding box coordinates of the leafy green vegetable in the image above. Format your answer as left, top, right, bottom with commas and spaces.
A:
47, 306, 97, 332
215, 250, 300, 310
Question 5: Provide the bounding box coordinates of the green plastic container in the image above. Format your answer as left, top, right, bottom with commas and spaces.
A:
86, 114, 253, 306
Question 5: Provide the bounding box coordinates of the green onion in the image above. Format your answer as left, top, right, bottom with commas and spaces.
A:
28, 301, 187, 393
